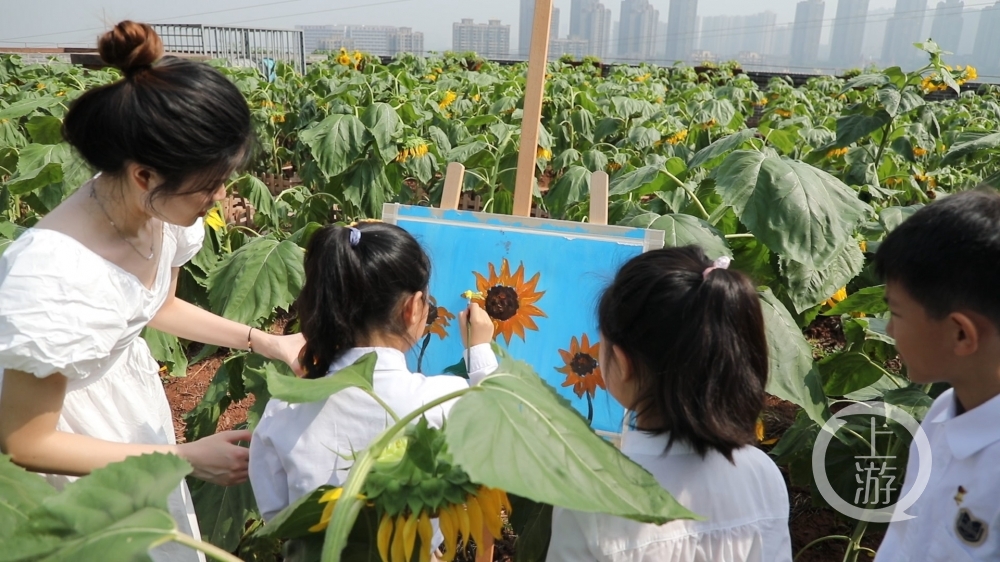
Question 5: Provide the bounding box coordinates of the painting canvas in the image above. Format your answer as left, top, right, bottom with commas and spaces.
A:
383, 203, 664, 437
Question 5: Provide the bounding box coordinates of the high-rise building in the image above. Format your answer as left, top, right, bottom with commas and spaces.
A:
699, 12, 776, 60
960, 6, 981, 55
519, 0, 534, 56
862, 7, 893, 59
930, 0, 964, 54
974, 1, 1000, 72
790, 0, 825, 67
770, 23, 794, 58
550, 37, 591, 59
300, 25, 424, 56
699, 16, 735, 56
742, 11, 777, 56
611, 20, 620, 57
392, 28, 424, 55
655, 21, 669, 58
830, 0, 870, 67
570, 0, 587, 38
882, 0, 929, 67
665, 0, 698, 61
297, 25, 342, 54
519, 1, 561, 56
453, 19, 511, 58
569, 0, 612, 57
618, 0, 660, 60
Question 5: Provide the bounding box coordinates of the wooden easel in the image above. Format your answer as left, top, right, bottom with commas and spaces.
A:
436, 1, 610, 559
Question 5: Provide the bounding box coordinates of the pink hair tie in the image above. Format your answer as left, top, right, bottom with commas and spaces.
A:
702, 256, 732, 279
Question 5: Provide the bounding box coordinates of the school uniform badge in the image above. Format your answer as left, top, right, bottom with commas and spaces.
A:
955, 508, 988, 546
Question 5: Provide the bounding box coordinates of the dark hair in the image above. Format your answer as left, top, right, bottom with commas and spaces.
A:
297, 222, 431, 379
875, 188, 1000, 329
62, 21, 252, 202
597, 246, 768, 461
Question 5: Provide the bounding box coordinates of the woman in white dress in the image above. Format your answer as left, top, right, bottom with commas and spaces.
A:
0, 21, 303, 562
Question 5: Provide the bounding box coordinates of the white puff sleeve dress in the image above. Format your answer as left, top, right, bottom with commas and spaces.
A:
0, 220, 208, 562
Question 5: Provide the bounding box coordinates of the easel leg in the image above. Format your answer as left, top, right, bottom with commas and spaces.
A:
441, 162, 466, 211
589, 171, 609, 226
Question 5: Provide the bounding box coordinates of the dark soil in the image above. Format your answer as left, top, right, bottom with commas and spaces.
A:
804, 315, 847, 359
162, 352, 255, 443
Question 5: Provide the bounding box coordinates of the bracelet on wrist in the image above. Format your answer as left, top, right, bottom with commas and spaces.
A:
247, 326, 255, 354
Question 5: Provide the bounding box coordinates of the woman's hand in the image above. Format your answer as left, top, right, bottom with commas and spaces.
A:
253, 332, 307, 376
176, 430, 251, 486
460, 303, 494, 347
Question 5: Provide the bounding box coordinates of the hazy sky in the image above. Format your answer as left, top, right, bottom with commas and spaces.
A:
1, 0, 912, 51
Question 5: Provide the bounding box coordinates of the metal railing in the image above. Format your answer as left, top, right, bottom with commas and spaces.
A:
152, 24, 306, 74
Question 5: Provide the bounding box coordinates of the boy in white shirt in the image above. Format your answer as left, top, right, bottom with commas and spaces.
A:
874, 189, 1000, 561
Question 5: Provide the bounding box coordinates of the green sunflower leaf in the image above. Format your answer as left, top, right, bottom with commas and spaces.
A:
266, 352, 377, 403
445, 351, 699, 525
206, 236, 305, 327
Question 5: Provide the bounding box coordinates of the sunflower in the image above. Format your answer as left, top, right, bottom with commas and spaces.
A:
775, 108, 792, 118
824, 287, 848, 309
536, 146, 552, 160
665, 129, 688, 145
826, 147, 848, 158
396, 138, 430, 163
424, 297, 455, 339
439, 90, 458, 109
913, 146, 928, 157
337, 53, 353, 66
557, 334, 605, 400
470, 259, 546, 344
204, 207, 227, 231
370, 486, 509, 562
308, 487, 343, 533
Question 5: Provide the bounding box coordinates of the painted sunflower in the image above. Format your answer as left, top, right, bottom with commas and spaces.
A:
470, 259, 546, 344
424, 297, 455, 340
557, 334, 605, 399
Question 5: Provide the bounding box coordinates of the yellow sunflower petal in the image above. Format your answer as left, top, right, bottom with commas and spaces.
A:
377, 513, 393, 562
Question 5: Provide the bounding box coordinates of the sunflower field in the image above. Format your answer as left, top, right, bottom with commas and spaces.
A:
2, 39, 1000, 561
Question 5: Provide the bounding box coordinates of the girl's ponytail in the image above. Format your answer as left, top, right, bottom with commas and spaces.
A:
297, 222, 431, 379
598, 246, 768, 461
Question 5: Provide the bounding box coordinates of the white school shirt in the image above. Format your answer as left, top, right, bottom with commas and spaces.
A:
547, 431, 792, 562
249, 345, 498, 521
875, 388, 1000, 562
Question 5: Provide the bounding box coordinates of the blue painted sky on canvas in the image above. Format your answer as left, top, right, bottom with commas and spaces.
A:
392, 206, 650, 435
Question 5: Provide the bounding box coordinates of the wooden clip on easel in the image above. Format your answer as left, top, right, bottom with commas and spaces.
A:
436, 1, 609, 559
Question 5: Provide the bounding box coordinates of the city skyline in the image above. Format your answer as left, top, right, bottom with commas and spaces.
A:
7, 1, 1000, 75
0, 0, 912, 52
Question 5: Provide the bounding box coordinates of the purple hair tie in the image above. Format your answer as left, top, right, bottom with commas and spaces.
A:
702, 256, 731, 279
348, 227, 361, 247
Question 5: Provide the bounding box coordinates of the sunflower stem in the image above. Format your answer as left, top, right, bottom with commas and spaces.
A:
322, 385, 482, 562
586, 393, 594, 425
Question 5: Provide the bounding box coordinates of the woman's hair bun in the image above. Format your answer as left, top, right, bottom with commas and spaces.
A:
98, 21, 164, 76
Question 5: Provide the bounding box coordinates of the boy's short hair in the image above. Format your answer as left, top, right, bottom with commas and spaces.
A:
875, 188, 1000, 329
